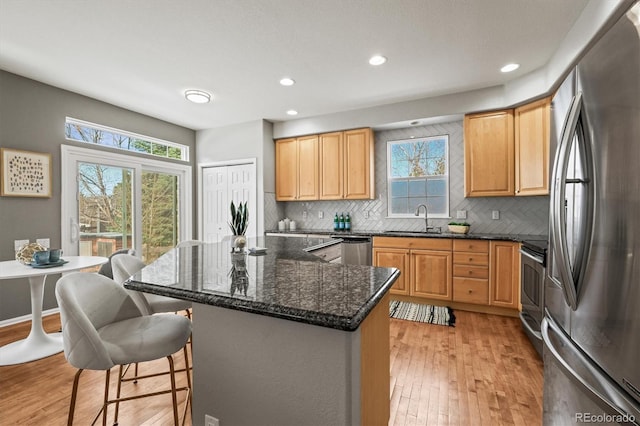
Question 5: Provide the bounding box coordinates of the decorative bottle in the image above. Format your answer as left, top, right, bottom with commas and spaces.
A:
338, 212, 345, 230
345, 212, 351, 231
334, 213, 339, 231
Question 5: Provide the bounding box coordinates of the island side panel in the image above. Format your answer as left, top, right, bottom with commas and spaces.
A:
360, 292, 391, 424
191, 303, 360, 426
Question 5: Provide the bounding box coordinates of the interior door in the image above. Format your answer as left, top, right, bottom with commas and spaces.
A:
202, 162, 256, 243
202, 166, 228, 243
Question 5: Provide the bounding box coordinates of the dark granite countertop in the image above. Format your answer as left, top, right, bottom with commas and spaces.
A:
266, 228, 548, 244
125, 235, 399, 332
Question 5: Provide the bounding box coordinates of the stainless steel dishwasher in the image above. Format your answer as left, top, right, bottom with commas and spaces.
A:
332, 235, 371, 265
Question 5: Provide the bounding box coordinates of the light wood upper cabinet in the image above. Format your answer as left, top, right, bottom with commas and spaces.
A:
275, 136, 319, 201
319, 132, 344, 199
464, 110, 515, 197
297, 135, 319, 200
373, 247, 410, 296
343, 128, 374, 200
515, 97, 551, 196
275, 138, 298, 201
489, 241, 520, 309
278, 127, 374, 201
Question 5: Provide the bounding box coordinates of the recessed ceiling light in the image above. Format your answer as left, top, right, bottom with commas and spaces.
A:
369, 55, 387, 66
500, 63, 520, 73
280, 77, 295, 86
287, 110, 298, 116
184, 89, 211, 104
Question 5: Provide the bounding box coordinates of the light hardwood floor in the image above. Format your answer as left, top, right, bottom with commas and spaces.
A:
1, 310, 542, 425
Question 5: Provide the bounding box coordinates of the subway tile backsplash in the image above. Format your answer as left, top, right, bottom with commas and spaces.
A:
279, 121, 550, 236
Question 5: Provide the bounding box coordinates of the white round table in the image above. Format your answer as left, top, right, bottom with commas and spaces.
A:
0, 256, 108, 366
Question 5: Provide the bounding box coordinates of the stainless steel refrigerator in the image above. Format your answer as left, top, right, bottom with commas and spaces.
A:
543, 1, 640, 424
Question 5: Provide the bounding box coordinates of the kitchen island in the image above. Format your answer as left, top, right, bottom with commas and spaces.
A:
125, 235, 399, 426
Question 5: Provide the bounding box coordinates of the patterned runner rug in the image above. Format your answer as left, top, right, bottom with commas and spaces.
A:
389, 300, 456, 327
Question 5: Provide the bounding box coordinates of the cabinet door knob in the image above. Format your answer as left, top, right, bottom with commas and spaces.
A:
468, 289, 473, 294
469, 257, 473, 262
469, 271, 473, 275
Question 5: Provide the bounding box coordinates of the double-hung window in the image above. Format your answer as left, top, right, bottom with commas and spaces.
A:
387, 135, 449, 217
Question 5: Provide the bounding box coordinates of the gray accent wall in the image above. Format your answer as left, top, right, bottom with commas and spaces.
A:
281, 121, 550, 235
196, 119, 277, 236
0, 70, 196, 321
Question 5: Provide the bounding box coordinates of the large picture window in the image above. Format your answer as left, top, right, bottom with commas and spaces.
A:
387, 135, 449, 217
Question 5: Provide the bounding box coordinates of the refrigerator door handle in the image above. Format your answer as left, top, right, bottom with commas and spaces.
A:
550, 93, 582, 310
542, 315, 640, 422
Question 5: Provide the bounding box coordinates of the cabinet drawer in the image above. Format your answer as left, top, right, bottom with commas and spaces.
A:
373, 237, 452, 251
453, 265, 488, 279
453, 278, 489, 304
452, 239, 489, 253
453, 253, 489, 266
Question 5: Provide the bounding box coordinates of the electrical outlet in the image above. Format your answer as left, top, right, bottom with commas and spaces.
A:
36, 238, 50, 248
14, 239, 29, 252
318, 211, 324, 219
364, 210, 369, 219
205, 415, 220, 426
302, 211, 308, 220
492, 210, 500, 220
456, 210, 467, 220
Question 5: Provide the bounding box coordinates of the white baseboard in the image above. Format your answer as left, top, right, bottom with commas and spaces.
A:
0, 308, 60, 328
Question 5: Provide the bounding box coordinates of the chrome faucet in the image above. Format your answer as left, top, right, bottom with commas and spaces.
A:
415, 204, 429, 232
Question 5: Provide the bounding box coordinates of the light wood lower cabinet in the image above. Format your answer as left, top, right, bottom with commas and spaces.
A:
411, 250, 452, 300
452, 239, 489, 305
372, 237, 452, 300
490, 241, 520, 309
373, 248, 410, 296
373, 237, 520, 315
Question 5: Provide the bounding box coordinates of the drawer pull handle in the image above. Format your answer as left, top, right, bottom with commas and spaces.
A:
468, 289, 473, 294
469, 271, 473, 275
469, 257, 473, 261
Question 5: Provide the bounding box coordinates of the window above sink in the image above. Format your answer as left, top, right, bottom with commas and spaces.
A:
386, 135, 450, 218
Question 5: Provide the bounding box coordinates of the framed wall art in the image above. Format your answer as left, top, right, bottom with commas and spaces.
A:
1, 148, 52, 198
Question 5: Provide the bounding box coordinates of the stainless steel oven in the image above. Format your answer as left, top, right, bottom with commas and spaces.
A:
519, 240, 547, 358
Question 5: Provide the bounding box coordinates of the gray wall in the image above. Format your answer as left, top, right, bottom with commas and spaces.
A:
196, 119, 281, 236
0, 70, 196, 321
192, 303, 360, 426
281, 120, 549, 235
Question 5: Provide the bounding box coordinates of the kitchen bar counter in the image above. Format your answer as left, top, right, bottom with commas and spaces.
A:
125, 235, 397, 331
125, 235, 398, 425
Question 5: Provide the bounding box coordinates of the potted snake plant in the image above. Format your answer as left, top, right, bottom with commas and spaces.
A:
229, 201, 249, 251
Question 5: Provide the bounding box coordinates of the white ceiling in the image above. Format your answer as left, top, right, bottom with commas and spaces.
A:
0, 0, 590, 131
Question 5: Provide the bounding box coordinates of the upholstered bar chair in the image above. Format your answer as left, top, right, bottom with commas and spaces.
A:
110, 254, 192, 385
175, 239, 206, 248
110, 254, 192, 317
55, 272, 191, 426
